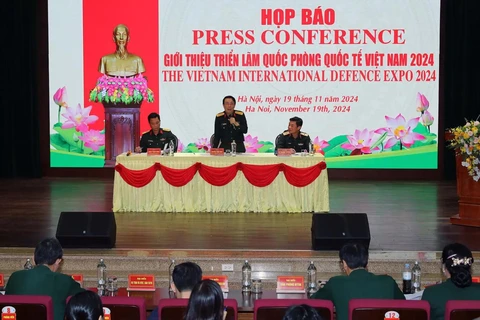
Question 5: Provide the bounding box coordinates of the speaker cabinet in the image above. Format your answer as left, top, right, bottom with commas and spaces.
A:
56, 212, 117, 248
311, 213, 370, 250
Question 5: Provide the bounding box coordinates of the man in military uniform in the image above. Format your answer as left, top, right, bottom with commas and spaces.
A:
6, 238, 84, 320
275, 116, 311, 153
135, 112, 177, 153
310, 243, 405, 320
213, 95, 248, 153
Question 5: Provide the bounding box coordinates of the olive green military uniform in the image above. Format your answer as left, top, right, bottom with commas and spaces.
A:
139, 128, 177, 152
422, 279, 480, 320
310, 269, 405, 320
275, 130, 311, 153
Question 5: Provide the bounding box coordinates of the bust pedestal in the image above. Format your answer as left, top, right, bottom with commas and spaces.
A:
103, 102, 141, 166
450, 153, 480, 227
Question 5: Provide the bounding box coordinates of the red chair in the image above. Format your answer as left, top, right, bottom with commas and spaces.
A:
0, 295, 54, 320
349, 299, 430, 320
100, 296, 146, 320
445, 300, 480, 320
254, 299, 334, 320
158, 298, 238, 320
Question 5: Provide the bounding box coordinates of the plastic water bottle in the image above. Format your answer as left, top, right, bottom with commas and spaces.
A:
169, 140, 175, 156
242, 260, 252, 292
169, 259, 176, 292
24, 258, 33, 270
402, 263, 412, 294
231, 140, 237, 157
307, 261, 317, 293
97, 259, 107, 293
309, 141, 315, 156
412, 261, 422, 292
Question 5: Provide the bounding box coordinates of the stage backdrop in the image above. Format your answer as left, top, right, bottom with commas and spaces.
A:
48, 0, 440, 168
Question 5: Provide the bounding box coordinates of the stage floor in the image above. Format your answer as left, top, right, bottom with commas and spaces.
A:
1, 178, 479, 251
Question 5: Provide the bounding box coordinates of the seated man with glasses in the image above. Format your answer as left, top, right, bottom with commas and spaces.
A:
5, 238, 84, 320
310, 242, 404, 320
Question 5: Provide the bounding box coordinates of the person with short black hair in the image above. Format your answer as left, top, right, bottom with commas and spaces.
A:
65, 291, 104, 320
171, 261, 203, 296
282, 304, 324, 320
147, 262, 203, 320
275, 116, 311, 153
135, 112, 178, 153
185, 279, 226, 320
213, 95, 248, 153
310, 242, 404, 320
422, 243, 480, 320
5, 238, 84, 320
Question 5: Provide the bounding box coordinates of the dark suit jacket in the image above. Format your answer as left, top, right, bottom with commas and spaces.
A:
310, 269, 405, 320
422, 279, 480, 320
5, 265, 84, 320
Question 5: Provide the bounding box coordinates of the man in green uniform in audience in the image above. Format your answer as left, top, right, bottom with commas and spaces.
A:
6, 238, 84, 320
311, 242, 405, 320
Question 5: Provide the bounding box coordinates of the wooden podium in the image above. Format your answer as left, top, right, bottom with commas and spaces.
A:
450, 154, 480, 227
103, 102, 141, 166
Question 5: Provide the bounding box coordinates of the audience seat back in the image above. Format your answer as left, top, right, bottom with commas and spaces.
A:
445, 300, 480, 320
254, 299, 334, 320
101, 296, 146, 320
349, 299, 430, 320
158, 298, 237, 320
0, 295, 53, 320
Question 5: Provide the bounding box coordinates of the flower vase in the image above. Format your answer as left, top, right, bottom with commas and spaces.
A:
103, 101, 141, 166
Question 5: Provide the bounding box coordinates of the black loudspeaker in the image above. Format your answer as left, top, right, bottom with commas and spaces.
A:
56, 212, 117, 248
311, 213, 370, 250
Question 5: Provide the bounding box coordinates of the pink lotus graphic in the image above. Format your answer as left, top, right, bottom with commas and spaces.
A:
78, 129, 105, 152
375, 114, 425, 149
312, 137, 329, 155
421, 110, 434, 127
53, 87, 68, 107
341, 129, 379, 154
53, 86, 68, 123
196, 137, 210, 151
244, 135, 263, 153
62, 104, 99, 133
416, 92, 429, 113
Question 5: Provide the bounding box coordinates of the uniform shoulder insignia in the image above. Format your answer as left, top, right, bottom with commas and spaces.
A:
216, 112, 225, 117
235, 110, 244, 115
301, 132, 309, 136
162, 128, 171, 132
142, 130, 150, 135
283, 130, 290, 136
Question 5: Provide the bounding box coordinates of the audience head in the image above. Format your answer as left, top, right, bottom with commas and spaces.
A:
339, 242, 369, 274
185, 279, 225, 320
172, 262, 203, 297
282, 304, 324, 320
34, 238, 63, 271
441, 243, 474, 288
65, 291, 104, 320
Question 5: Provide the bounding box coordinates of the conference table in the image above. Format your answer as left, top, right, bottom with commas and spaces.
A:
113, 153, 329, 213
